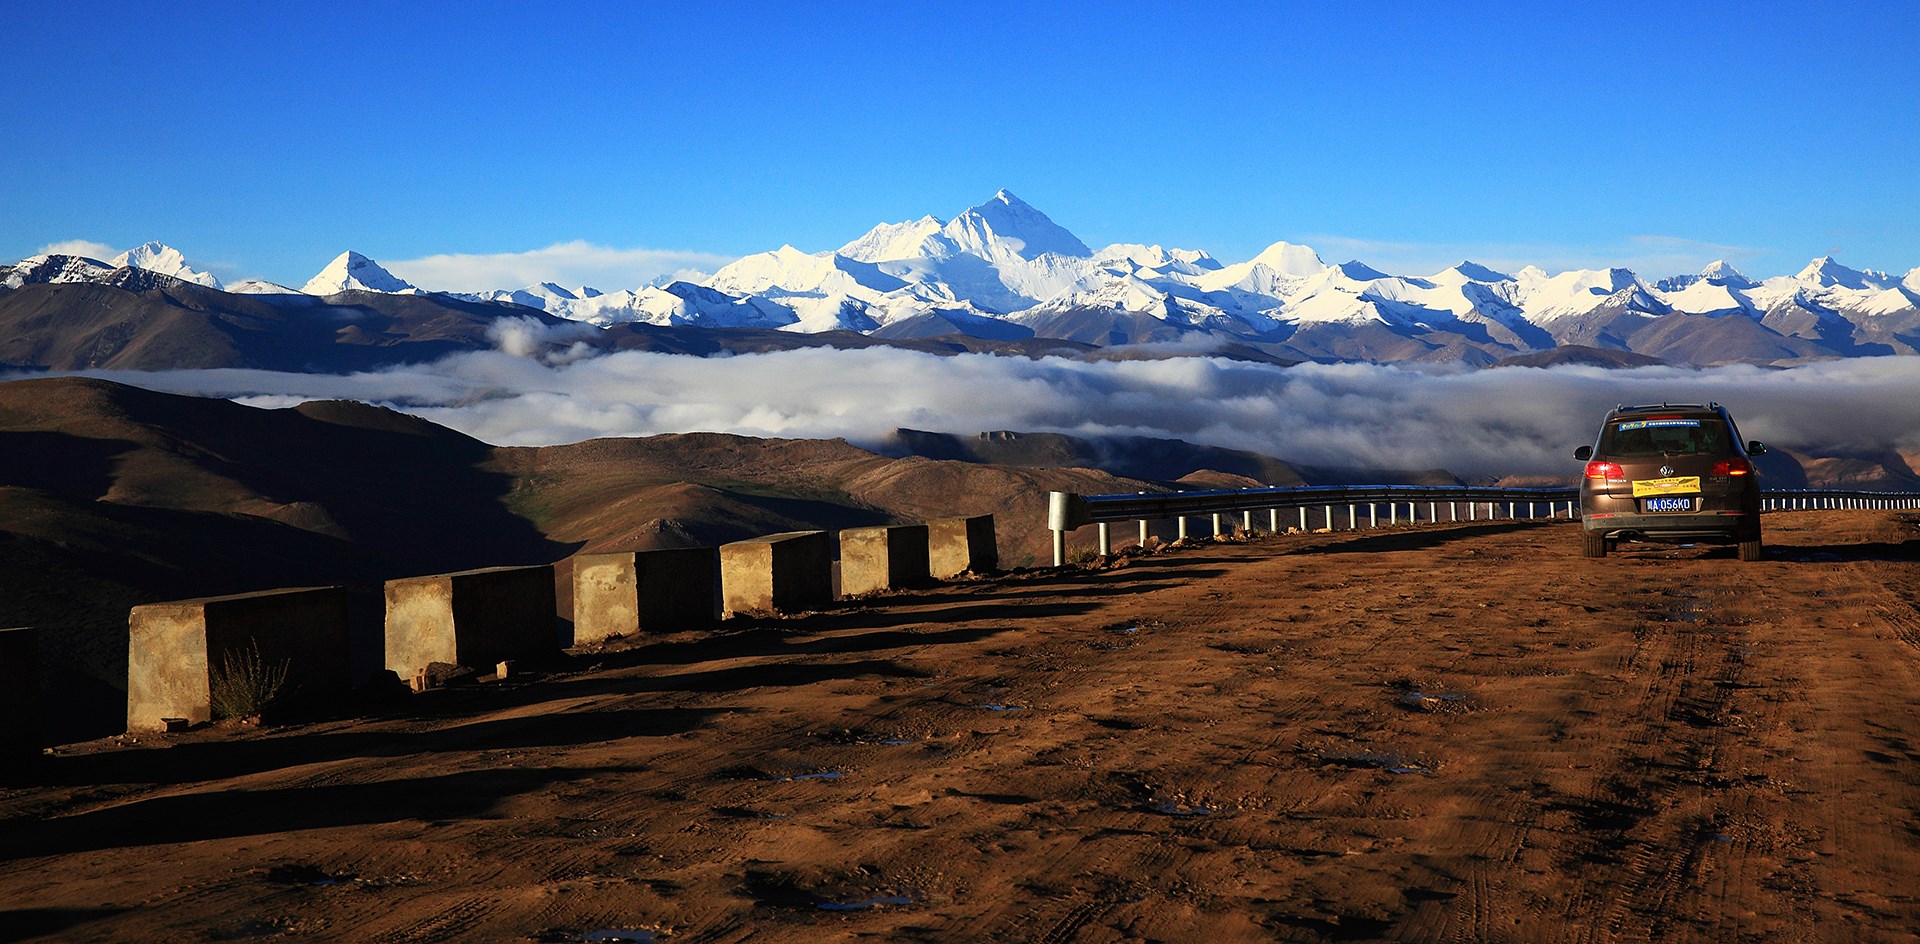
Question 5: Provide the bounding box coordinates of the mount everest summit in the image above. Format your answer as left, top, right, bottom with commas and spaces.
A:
9, 189, 1920, 367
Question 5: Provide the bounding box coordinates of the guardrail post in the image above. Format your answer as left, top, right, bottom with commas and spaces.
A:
1270, 508, 1280, 532
1324, 504, 1333, 530
1138, 519, 1149, 547
1300, 507, 1308, 532
1177, 515, 1189, 541
1348, 504, 1357, 530
1210, 512, 1223, 538
1390, 503, 1398, 526
1048, 491, 1091, 567
1369, 504, 1378, 529
1242, 510, 1254, 533
1098, 522, 1111, 557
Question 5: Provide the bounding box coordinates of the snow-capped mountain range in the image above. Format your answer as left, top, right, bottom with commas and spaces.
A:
10, 190, 1920, 365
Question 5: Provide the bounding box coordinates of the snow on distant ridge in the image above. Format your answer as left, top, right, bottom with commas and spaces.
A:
14, 190, 1919, 363
110, 242, 221, 289
301, 251, 418, 295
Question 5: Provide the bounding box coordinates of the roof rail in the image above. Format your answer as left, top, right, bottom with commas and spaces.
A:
1613, 402, 1708, 414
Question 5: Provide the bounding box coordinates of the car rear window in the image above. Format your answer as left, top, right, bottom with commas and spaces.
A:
1600, 417, 1730, 458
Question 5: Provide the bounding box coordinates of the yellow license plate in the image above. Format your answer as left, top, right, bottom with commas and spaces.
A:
1631, 476, 1701, 498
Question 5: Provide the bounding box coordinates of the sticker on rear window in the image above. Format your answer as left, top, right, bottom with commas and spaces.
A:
1616, 419, 1701, 430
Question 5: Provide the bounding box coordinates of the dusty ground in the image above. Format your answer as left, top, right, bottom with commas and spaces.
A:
5, 511, 1920, 943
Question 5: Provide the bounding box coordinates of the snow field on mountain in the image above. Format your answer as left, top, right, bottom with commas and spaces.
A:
18, 191, 1919, 357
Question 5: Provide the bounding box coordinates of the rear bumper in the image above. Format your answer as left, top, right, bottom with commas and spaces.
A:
1581, 510, 1754, 543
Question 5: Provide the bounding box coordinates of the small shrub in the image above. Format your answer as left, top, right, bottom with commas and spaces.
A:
210, 640, 291, 720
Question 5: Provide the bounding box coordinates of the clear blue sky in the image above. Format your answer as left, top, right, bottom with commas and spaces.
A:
5, 0, 1916, 288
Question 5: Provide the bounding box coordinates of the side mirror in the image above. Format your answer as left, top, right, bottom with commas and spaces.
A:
1748, 441, 1767, 456
1573, 445, 1593, 461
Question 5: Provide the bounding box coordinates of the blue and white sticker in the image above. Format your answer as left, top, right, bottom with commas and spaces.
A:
1617, 419, 1701, 430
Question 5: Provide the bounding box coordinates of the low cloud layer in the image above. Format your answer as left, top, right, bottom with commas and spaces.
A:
30, 239, 121, 262
52, 335, 1920, 482
383, 241, 739, 293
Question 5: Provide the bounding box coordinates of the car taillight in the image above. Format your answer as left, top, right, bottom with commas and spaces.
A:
1712, 457, 1752, 477
1585, 461, 1626, 481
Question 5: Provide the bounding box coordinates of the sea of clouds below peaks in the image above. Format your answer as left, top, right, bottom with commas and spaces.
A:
35, 326, 1920, 481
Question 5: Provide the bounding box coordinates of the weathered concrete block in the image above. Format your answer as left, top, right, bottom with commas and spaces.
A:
0, 627, 41, 761
572, 547, 719, 643
126, 587, 351, 732
719, 530, 832, 616
385, 565, 558, 679
928, 514, 998, 578
840, 524, 932, 596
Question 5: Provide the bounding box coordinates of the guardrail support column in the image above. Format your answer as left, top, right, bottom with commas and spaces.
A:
1138, 519, 1149, 547
1211, 512, 1224, 538
1177, 516, 1189, 541
1242, 510, 1254, 533
1097, 522, 1111, 557
1270, 508, 1280, 532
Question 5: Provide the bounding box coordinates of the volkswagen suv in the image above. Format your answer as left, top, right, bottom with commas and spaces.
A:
1573, 402, 1766, 560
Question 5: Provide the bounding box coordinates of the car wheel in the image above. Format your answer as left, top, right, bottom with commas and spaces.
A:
1582, 532, 1608, 558
1738, 534, 1764, 562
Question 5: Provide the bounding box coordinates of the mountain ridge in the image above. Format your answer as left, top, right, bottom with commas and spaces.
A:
11, 193, 1920, 367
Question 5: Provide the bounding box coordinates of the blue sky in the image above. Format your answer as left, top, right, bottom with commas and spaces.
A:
5, 1, 1916, 289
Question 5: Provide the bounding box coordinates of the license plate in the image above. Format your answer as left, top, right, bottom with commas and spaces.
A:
1645, 496, 1694, 513
1631, 476, 1701, 498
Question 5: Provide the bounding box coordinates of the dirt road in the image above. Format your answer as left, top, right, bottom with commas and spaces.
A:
5, 511, 1920, 942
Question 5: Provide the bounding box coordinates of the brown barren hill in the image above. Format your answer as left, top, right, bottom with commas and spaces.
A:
4, 511, 1919, 941
0, 378, 1159, 740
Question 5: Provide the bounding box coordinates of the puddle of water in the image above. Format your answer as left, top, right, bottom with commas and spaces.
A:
582, 931, 659, 944
1397, 691, 1470, 712
1151, 798, 1218, 816
817, 895, 915, 912
1322, 750, 1432, 775
978, 704, 1025, 712
780, 770, 843, 782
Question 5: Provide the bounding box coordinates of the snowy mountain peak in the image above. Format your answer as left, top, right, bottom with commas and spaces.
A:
1905, 266, 1920, 294
110, 241, 221, 289
1334, 260, 1389, 282
1449, 261, 1512, 283
1794, 256, 1894, 291
1248, 241, 1327, 278
940, 189, 1092, 261
838, 215, 945, 262
301, 251, 416, 295
1699, 260, 1752, 285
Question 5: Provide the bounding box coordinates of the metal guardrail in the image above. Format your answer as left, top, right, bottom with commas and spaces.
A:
1044, 484, 1920, 566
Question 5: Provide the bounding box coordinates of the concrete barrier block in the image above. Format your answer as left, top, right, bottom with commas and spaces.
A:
840, 524, 932, 596
928, 514, 998, 578
573, 547, 719, 643
385, 565, 557, 679
720, 530, 832, 616
1, 627, 41, 760
126, 587, 352, 732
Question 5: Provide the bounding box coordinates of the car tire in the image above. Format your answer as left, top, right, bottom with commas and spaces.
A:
1581, 532, 1608, 558
1738, 534, 1764, 562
